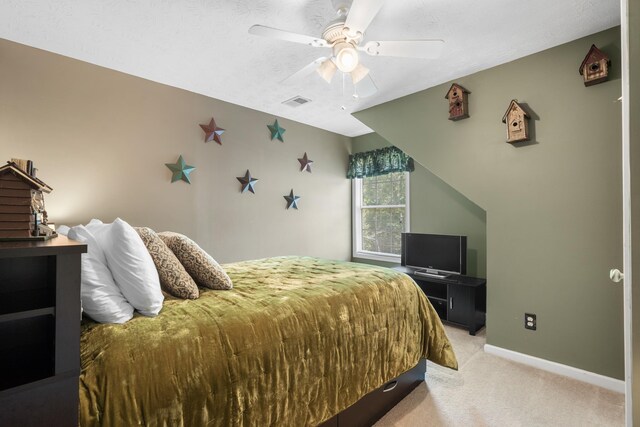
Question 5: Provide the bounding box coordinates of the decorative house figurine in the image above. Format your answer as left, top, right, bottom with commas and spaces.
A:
0, 161, 54, 240
445, 83, 470, 121
579, 44, 611, 87
502, 100, 530, 143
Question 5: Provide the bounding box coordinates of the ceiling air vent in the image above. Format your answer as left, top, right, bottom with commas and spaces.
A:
282, 96, 311, 108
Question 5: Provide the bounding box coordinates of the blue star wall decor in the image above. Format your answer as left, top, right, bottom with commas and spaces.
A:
267, 119, 286, 142
236, 170, 259, 194
284, 189, 300, 210
165, 155, 195, 184
200, 117, 225, 144
298, 152, 313, 173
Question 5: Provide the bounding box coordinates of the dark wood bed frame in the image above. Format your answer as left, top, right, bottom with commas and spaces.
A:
318, 359, 426, 427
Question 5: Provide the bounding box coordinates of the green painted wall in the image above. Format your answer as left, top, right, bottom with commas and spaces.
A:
355, 27, 624, 379
351, 133, 487, 278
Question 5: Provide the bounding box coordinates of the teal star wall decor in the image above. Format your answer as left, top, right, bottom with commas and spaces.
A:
200, 117, 225, 144
236, 170, 259, 194
268, 119, 286, 142
298, 152, 313, 173
284, 189, 300, 209
165, 155, 195, 184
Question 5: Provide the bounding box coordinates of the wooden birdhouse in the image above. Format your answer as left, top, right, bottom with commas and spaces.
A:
445, 83, 470, 121
579, 44, 611, 87
502, 100, 530, 143
0, 162, 53, 240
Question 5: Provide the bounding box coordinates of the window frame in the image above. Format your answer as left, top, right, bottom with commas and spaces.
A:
352, 172, 410, 263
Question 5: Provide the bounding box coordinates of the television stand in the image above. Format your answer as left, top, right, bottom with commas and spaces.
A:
413, 270, 450, 280
394, 266, 486, 335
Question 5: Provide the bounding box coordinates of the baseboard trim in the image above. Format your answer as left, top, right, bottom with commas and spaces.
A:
484, 344, 624, 394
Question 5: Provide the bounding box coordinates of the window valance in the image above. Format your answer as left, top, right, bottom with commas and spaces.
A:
347, 146, 415, 179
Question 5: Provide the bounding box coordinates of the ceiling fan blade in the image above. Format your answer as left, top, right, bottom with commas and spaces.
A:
249, 25, 328, 47
317, 58, 338, 83
354, 73, 377, 98
281, 57, 328, 85
344, 0, 385, 37
361, 40, 445, 59
350, 63, 370, 84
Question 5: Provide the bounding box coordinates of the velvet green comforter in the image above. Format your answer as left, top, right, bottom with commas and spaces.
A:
79, 257, 457, 426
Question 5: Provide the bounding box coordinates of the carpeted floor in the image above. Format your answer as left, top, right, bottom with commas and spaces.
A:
375, 325, 625, 426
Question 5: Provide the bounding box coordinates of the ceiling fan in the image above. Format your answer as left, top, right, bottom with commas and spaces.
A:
248, 0, 444, 98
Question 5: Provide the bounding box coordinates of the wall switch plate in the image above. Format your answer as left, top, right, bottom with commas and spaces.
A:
525, 313, 537, 330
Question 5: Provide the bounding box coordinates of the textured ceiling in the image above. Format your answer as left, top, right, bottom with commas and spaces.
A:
0, 0, 620, 137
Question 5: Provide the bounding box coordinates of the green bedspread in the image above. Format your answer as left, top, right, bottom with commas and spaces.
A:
79, 257, 457, 426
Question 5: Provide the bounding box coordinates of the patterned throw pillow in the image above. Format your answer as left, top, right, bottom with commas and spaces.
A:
134, 227, 199, 300
158, 232, 233, 290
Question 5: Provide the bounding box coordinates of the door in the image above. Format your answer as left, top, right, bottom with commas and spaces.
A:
619, 1, 635, 424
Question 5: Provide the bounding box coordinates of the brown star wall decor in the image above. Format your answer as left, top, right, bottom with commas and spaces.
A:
200, 117, 225, 144
298, 152, 313, 173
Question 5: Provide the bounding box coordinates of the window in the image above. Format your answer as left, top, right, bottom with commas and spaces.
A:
353, 172, 410, 262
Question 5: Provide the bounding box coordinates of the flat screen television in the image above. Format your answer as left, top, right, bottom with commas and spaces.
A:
401, 233, 467, 276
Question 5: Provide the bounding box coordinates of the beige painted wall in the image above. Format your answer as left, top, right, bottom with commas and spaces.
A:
355, 27, 624, 379
0, 39, 352, 263
351, 133, 487, 278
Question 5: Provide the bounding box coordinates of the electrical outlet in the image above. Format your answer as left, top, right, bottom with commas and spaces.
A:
525, 313, 536, 330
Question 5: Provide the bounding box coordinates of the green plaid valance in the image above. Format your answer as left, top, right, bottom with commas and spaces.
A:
347, 146, 415, 179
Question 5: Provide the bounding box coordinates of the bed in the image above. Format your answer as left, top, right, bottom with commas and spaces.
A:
79, 256, 457, 426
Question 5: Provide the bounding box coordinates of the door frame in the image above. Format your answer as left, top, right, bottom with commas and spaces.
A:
620, 0, 632, 424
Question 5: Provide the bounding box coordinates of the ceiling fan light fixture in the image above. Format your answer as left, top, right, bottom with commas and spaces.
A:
334, 42, 359, 73
350, 63, 369, 84
317, 58, 338, 83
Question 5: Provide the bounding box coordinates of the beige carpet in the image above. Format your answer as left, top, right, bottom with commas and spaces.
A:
375, 326, 625, 427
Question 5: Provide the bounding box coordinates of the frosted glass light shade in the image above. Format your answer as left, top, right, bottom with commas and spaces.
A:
317, 58, 338, 83
334, 42, 359, 73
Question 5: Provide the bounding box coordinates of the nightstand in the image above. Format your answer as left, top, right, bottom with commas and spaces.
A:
0, 236, 86, 426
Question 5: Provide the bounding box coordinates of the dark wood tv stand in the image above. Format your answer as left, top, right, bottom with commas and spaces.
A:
394, 266, 486, 335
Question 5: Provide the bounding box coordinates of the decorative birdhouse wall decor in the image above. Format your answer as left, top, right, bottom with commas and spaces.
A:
502, 100, 531, 143
0, 161, 54, 240
579, 44, 611, 87
445, 83, 470, 121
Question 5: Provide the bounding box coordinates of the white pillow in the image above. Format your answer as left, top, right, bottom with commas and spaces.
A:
56, 225, 70, 236
68, 225, 134, 324
88, 218, 164, 316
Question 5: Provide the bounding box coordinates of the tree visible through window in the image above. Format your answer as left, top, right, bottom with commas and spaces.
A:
355, 172, 408, 258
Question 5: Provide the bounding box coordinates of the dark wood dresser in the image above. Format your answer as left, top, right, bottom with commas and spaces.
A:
0, 236, 86, 427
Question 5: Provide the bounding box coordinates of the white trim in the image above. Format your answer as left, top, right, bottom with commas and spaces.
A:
362, 204, 407, 209
405, 172, 411, 232
352, 178, 360, 258
484, 344, 625, 394
353, 250, 401, 263
619, 0, 633, 423
352, 173, 410, 261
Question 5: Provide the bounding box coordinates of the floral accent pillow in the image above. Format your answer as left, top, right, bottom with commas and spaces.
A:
158, 232, 233, 290
134, 227, 199, 299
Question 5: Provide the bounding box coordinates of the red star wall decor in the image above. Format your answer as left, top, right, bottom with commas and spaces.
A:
200, 117, 225, 144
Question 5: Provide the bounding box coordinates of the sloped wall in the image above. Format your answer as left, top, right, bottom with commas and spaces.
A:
352, 132, 486, 278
